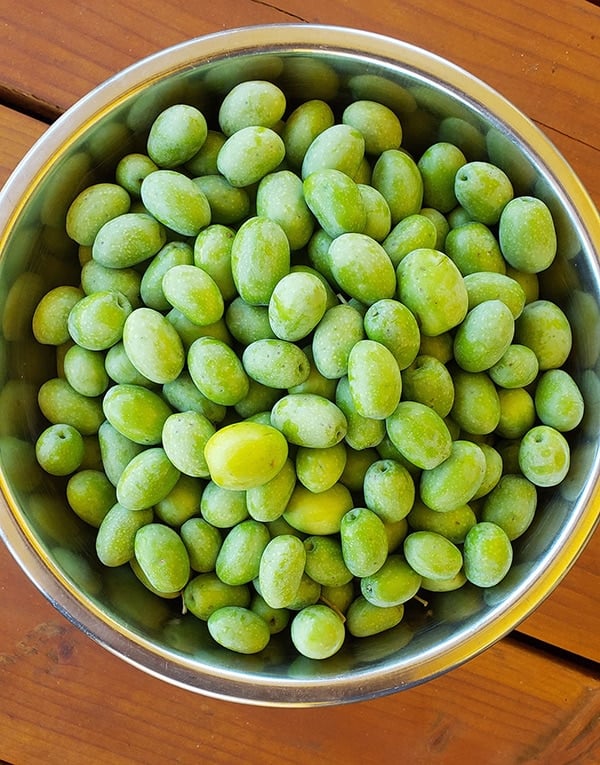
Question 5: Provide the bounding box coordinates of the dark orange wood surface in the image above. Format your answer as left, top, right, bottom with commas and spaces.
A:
0, 1, 599, 762
1, 543, 598, 765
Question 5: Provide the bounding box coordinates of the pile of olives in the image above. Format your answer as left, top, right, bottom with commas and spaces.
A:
30, 78, 583, 659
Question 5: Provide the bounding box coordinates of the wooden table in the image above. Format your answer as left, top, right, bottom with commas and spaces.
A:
1, 1, 599, 762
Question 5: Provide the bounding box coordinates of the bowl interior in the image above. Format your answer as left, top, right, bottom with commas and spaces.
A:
0, 25, 599, 705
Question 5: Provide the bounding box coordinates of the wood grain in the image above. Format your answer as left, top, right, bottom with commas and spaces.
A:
1, 0, 599, 150
543, 128, 600, 208
0, 544, 598, 765
518, 532, 600, 663
0, 105, 47, 182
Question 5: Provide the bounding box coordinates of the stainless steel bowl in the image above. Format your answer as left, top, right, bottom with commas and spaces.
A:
0, 24, 599, 706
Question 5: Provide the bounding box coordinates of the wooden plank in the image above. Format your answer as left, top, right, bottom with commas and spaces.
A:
0, 543, 598, 765
543, 126, 600, 207
0, 0, 295, 119
518, 531, 600, 663
0, 104, 47, 183
0, 0, 599, 152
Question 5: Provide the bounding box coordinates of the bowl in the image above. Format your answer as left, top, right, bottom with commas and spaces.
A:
0, 24, 599, 707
